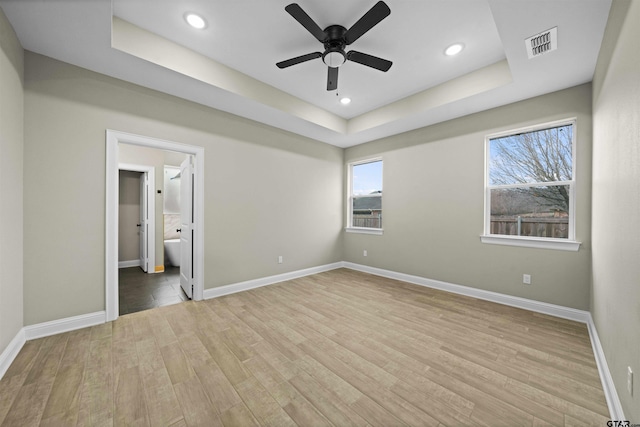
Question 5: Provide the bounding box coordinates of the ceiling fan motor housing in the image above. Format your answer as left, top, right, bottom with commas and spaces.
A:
322, 25, 347, 67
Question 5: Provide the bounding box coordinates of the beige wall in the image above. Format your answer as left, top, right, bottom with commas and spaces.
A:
4, 7, 639, 419
0, 8, 23, 353
344, 84, 593, 310
118, 144, 166, 268
592, 0, 639, 421
118, 170, 141, 263
23, 52, 343, 325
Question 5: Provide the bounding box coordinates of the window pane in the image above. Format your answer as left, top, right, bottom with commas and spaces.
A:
353, 161, 382, 196
489, 124, 573, 186
489, 186, 570, 238
352, 196, 382, 228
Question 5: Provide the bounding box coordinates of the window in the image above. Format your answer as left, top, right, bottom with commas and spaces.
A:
482, 119, 580, 251
347, 159, 383, 234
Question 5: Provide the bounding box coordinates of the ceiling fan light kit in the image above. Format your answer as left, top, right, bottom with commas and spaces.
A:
276, 1, 393, 91
322, 48, 346, 68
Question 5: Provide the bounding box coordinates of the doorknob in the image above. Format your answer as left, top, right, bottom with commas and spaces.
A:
136, 224, 141, 227
176, 229, 181, 232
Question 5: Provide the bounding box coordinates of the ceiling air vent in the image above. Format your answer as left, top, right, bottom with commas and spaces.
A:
525, 27, 557, 59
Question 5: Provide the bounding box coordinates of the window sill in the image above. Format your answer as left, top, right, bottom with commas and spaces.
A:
480, 235, 581, 251
345, 227, 383, 236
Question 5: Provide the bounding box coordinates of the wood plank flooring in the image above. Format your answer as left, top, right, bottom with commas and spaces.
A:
0, 268, 609, 426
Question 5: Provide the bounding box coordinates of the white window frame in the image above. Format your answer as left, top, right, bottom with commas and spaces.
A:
481, 119, 581, 251
346, 157, 383, 235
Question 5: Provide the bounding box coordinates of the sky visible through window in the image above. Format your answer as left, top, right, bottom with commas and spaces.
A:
353, 161, 382, 196
489, 124, 573, 186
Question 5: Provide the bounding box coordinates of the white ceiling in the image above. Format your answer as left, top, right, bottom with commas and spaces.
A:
0, 0, 611, 147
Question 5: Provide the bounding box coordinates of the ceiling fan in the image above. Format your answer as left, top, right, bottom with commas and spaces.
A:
276, 1, 393, 91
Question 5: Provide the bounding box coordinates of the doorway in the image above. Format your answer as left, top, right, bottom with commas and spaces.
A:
106, 130, 205, 322
118, 163, 185, 316
118, 165, 155, 273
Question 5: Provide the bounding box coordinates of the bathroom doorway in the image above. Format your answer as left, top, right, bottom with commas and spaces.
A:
117, 161, 188, 316
163, 157, 195, 299
116, 148, 192, 315
106, 130, 205, 322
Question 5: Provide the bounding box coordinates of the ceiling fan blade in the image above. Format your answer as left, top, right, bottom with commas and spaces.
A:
347, 50, 392, 72
327, 67, 338, 91
344, 1, 390, 45
285, 3, 326, 43
276, 52, 322, 69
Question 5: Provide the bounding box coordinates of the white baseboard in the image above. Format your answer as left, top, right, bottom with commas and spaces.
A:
203, 262, 343, 300
0, 261, 624, 420
0, 310, 106, 380
343, 262, 590, 322
342, 262, 623, 420
0, 328, 26, 379
586, 314, 625, 421
23, 311, 106, 340
119, 259, 140, 268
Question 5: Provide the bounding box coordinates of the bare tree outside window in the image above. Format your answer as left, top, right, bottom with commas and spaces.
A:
486, 122, 575, 239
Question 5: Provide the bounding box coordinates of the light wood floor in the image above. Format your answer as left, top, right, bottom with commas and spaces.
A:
0, 269, 609, 426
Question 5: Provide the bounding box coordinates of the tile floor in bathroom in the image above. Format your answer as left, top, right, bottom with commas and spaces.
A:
118, 266, 190, 315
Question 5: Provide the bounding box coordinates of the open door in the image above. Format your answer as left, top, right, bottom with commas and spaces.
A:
179, 156, 194, 298
139, 172, 149, 272
107, 132, 202, 322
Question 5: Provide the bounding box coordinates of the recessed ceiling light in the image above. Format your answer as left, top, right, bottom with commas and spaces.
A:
340, 97, 351, 105
185, 13, 207, 29
444, 43, 464, 56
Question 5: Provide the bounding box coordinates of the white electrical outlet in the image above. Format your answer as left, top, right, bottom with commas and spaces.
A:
363, 250, 367, 257
278, 255, 283, 264
628, 367, 633, 396
523, 274, 531, 285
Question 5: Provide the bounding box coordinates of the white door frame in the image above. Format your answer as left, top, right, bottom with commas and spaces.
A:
106, 130, 205, 322
118, 164, 155, 273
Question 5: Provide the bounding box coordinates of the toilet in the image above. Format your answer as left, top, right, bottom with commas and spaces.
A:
164, 239, 180, 267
